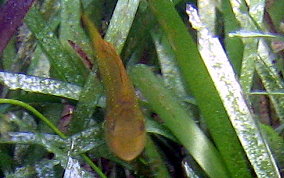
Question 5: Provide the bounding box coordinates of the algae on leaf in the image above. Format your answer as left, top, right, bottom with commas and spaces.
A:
187, 5, 280, 178
0, 72, 82, 100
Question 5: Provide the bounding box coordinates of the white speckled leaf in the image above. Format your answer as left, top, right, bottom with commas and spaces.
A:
186, 5, 280, 178
0, 72, 81, 100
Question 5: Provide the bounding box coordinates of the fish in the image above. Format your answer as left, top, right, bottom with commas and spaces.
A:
82, 15, 146, 161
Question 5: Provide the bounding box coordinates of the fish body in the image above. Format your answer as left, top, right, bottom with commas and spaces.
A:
82, 15, 146, 161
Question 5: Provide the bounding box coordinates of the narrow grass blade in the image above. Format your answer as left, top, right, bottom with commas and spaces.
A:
0, 132, 66, 156
182, 160, 200, 178
64, 157, 94, 178
229, 0, 262, 92
149, 1, 251, 177
229, 31, 284, 41
198, 0, 217, 34
0, 99, 106, 177
1, 127, 105, 176
27, 12, 61, 77
27, 46, 51, 77
105, 0, 140, 53
130, 64, 230, 178
144, 137, 171, 178
25, 7, 87, 85
260, 124, 284, 169
250, 91, 284, 95
5, 159, 59, 178
239, 38, 258, 92
256, 41, 284, 122
0, 72, 82, 100
69, 71, 103, 134
221, 0, 244, 74
230, 0, 284, 122
151, 30, 187, 99
187, 5, 280, 177
35, 159, 60, 178
60, 0, 93, 58
146, 118, 178, 142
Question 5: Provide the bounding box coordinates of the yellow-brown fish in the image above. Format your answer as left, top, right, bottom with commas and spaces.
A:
82, 15, 146, 161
